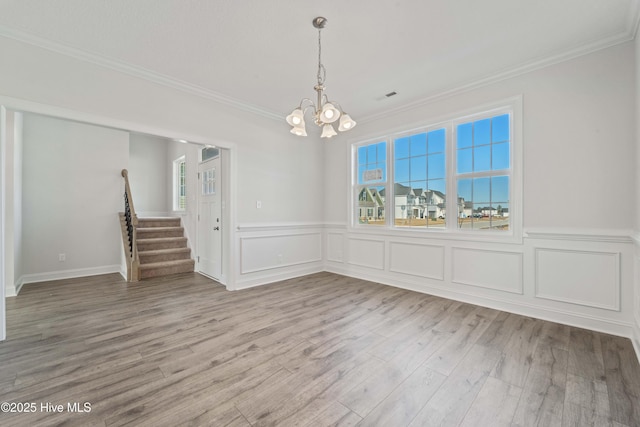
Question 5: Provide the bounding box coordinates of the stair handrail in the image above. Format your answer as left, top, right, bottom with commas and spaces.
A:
121, 169, 140, 281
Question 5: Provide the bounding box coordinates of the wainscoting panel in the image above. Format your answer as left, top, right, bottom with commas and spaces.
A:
347, 237, 385, 270
389, 242, 445, 280
240, 232, 322, 274
535, 248, 620, 311
452, 247, 523, 294
326, 232, 344, 263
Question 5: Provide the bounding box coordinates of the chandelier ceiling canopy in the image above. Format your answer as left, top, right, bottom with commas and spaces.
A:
286, 17, 356, 139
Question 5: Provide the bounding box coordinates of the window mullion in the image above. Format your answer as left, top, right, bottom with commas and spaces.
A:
386, 136, 393, 228
446, 123, 456, 232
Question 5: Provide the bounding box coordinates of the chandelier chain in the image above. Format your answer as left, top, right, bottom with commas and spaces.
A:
316, 28, 326, 85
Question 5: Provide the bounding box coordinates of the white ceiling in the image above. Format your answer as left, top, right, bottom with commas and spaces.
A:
0, 0, 638, 123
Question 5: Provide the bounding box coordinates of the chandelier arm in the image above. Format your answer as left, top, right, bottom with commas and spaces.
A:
297, 98, 316, 111
328, 101, 345, 113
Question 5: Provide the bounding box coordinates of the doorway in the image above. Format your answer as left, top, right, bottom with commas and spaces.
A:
197, 152, 222, 280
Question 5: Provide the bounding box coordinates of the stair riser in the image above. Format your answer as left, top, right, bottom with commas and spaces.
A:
139, 251, 191, 264
140, 261, 195, 279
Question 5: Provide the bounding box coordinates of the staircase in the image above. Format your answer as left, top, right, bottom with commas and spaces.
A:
120, 169, 194, 281
135, 217, 195, 279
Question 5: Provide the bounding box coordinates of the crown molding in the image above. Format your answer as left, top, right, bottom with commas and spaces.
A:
0, 25, 283, 122
358, 25, 639, 125
628, 0, 640, 39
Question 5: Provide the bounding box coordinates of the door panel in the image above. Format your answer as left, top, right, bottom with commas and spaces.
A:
198, 156, 222, 279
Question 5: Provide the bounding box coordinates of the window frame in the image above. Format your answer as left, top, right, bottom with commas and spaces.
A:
392, 123, 449, 230
350, 96, 523, 243
353, 139, 389, 226
173, 155, 187, 212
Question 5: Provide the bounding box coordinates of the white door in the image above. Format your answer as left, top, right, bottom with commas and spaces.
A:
197, 156, 222, 280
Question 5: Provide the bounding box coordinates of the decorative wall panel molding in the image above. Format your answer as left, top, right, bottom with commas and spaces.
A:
347, 238, 385, 270
236, 222, 325, 232
525, 228, 633, 243
326, 233, 344, 263
452, 247, 523, 294
240, 232, 322, 274
535, 248, 620, 311
389, 242, 445, 280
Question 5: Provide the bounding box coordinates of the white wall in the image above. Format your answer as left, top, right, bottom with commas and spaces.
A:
12, 112, 22, 292
0, 34, 326, 291
20, 113, 129, 283
128, 133, 169, 216
325, 42, 635, 230
0, 36, 325, 226
324, 42, 637, 340
2, 110, 23, 298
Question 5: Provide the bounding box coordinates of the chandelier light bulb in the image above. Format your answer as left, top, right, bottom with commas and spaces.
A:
320, 102, 340, 123
286, 108, 305, 127
338, 113, 357, 132
290, 125, 307, 136
321, 124, 337, 138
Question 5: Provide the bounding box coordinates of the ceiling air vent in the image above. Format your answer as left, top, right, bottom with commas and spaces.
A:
385, 91, 397, 97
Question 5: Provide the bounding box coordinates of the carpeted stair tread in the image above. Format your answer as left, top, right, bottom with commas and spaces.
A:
138, 247, 191, 264
139, 248, 191, 256
137, 237, 187, 244
137, 226, 184, 232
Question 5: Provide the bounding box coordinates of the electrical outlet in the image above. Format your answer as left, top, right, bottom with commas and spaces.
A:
256, 200, 262, 209
58, 253, 66, 262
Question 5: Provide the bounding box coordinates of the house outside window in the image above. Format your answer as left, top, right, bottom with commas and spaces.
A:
173, 156, 186, 211
351, 97, 522, 241
394, 128, 446, 228
355, 141, 387, 225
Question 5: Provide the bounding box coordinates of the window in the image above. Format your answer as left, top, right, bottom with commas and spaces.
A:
202, 146, 219, 162
394, 128, 446, 228
455, 114, 510, 231
355, 141, 387, 225
202, 167, 216, 196
352, 98, 521, 239
173, 156, 186, 211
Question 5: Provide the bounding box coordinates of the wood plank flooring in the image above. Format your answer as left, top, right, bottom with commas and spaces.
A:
1, 271, 639, 426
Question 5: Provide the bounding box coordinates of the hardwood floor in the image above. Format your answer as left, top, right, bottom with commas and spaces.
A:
1, 271, 639, 426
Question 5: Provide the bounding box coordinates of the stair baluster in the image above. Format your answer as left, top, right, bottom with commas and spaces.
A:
120, 169, 140, 281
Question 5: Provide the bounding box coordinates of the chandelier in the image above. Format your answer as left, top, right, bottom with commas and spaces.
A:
286, 17, 356, 138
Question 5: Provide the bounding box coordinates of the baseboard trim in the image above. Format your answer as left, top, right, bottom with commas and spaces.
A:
232, 265, 324, 291
15, 265, 122, 294
324, 264, 635, 340
6, 280, 20, 297
634, 314, 640, 365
